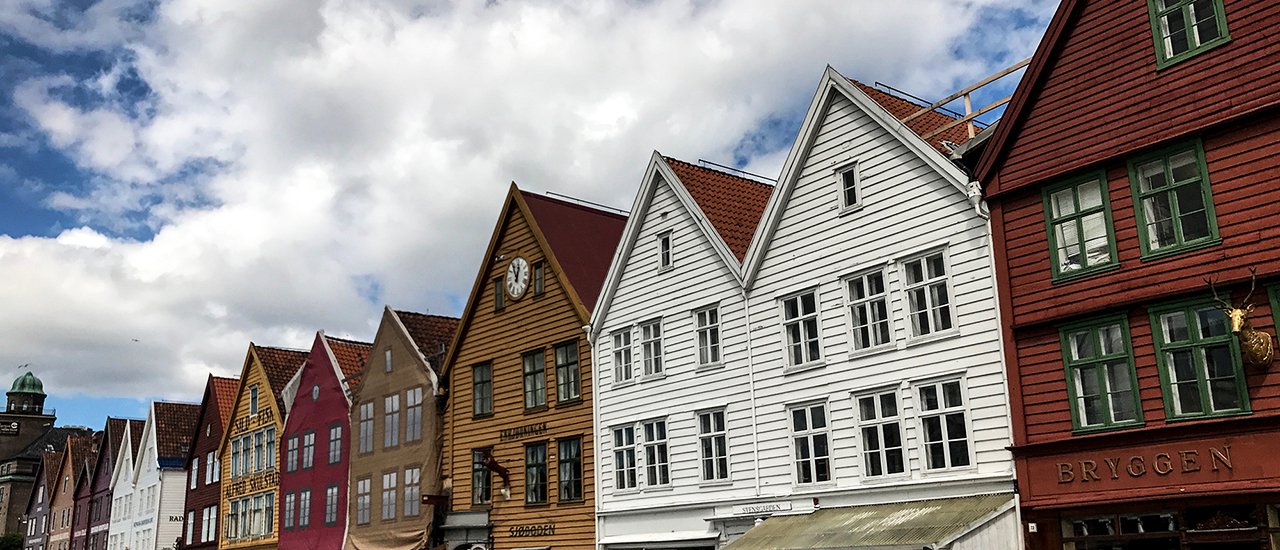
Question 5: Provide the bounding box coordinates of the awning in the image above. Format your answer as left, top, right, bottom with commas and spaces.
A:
723, 493, 1014, 550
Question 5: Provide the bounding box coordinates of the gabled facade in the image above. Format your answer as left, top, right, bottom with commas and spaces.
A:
345, 308, 458, 550
590, 154, 771, 548
71, 434, 99, 550
179, 376, 237, 550
969, 1, 1280, 548
48, 434, 95, 550
219, 344, 307, 550
278, 333, 370, 550
114, 401, 200, 550
441, 185, 625, 550
24, 450, 61, 550
99, 419, 143, 550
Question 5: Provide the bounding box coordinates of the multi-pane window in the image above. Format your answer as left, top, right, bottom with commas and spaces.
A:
471, 449, 492, 505
1062, 318, 1141, 430
847, 271, 891, 350
493, 278, 504, 311
856, 390, 905, 476
695, 306, 721, 366
697, 410, 729, 481
525, 443, 548, 504
358, 402, 374, 453
265, 427, 276, 469
838, 162, 861, 209
612, 330, 634, 383
918, 380, 971, 469
405, 387, 423, 442
557, 438, 582, 501
403, 467, 420, 517
384, 395, 400, 448
612, 426, 637, 490
253, 432, 264, 471
532, 261, 545, 295
643, 419, 670, 486
790, 403, 830, 484
902, 252, 954, 337
328, 425, 342, 464
286, 437, 299, 472
297, 489, 310, 528
1147, 0, 1229, 66
555, 342, 580, 402
472, 363, 492, 416
1152, 302, 1246, 418
1129, 142, 1217, 256
185, 511, 194, 544
1045, 174, 1116, 278
324, 485, 339, 525
782, 292, 821, 366
356, 478, 371, 524
381, 472, 397, 520
249, 385, 259, 415
190, 459, 197, 490
301, 432, 315, 469
658, 231, 673, 269
206, 452, 217, 484
639, 321, 663, 376
201, 505, 216, 542
522, 350, 547, 409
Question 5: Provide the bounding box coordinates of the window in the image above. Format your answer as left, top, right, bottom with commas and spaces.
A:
249, 385, 259, 415
190, 459, 198, 490
383, 395, 400, 448
283, 493, 295, 529
639, 320, 663, 376
265, 427, 276, 469
642, 419, 670, 486
493, 278, 504, 311
695, 306, 721, 366
1152, 301, 1247, 418
406, 387, 423, 442
205, 452, 216, 484
1044, 173, 1117, 279
523, 443, 548, 504
522, 350, 546, 409
185, 511, 194, 544
471, 449, 492, 505
403, 467, 420, 517
301, 431, 315, 469
533, 261, 545, 295
355, 478, 371, 525
837, 161, 861, 209
384, 349, 391, 373
698, 410, 728, 481
254, 431, 265, 471
359, 402, 374, 453
472, 363, 492, 416
324, 485, 339, 525
286, 437, 299, 472
328, 425, 342, 464
612, 330, 633, 383
902, 252, 954, 337
782, 291, 821, 366
381, 472, 397, 520
856, 390, 905, 477
790, 403, 831, 484
555, 342, 580, 402
918, 380, 971, 469
658, 231, 673, 270
847, 271, 891, 350
297, 489, 310, 528
201, 505, 216, 542
1147, 0, 1229, 67
557, 438, 582, 501
612, 426, 637, 490
1061, 318, 1142, 430
1129, 141, 1218, 256
231, 439, 241, 478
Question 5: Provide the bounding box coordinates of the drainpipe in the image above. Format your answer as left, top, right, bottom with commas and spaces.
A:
741, 285, 762, 498
585, 323, 605, 550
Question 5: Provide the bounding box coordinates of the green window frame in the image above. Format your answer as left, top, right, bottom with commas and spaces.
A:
1270, 285, 1280, 335
1043, 171, 1118, 281
1060, 316, 1142, 432
1127, 140, 1219, 259
1150, 299, 1249, 420
1147, 0, 1230, 69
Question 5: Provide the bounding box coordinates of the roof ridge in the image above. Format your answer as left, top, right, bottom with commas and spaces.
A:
661, 156, 776, 190
520, 189, 627, 221
324, 335, 373, 347
393, 309, 461, 321
255, 344, 309, 353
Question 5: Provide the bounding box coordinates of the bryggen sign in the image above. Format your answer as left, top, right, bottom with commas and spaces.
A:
1056, 445, 1233, 484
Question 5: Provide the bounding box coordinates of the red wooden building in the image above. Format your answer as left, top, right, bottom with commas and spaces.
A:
180, 376, 239, 550
967, 0, 1280, 548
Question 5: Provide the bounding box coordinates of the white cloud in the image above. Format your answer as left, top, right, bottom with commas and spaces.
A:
0, 0, 1053, 402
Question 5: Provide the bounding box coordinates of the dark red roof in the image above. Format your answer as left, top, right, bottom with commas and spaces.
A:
662, 157, 773, 261
325, 336, 371, 378
127, 418, 145, 462
153, 401, 200, 460
210, 376, 240, 427
521, 191, 627, 312
253, 344, 308, 407
394, 310, 460, 365
851, 80, 975, 154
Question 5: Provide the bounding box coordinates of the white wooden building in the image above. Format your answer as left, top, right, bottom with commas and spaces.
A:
109, 402, 199, 550
106, 422, 139, 550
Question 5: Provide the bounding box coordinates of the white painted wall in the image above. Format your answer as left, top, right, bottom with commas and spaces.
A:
123, 406, 190, 550
106, 431, 135, 550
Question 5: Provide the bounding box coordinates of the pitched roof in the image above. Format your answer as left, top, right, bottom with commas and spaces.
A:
41, 449, 62, 491
324, 336, 372, 379
520, 191, 627, 312
210, 376, 240, 426
65, 433, 97, 482
254, 344, 308, 408
851, 80, 976, 154
127, 418, 145, 461
662, 157, 773, 261
393, 310, 460, 366
153, 401, 200, 460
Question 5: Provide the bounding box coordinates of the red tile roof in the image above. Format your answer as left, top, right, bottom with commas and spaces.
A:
42, 450, 62, 492
325, 336, 371, 378
253, 344, 308, 408
210, 376, 240, 427
393, 310, 460, 367
521, 191, 627, 312
662, 157, 773, 261
65, 434, 96, 481
153, 401, 200, 460
851, 80, 976, 154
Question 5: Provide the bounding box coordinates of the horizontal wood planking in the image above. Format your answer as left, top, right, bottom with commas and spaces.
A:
220, 355, 284, 550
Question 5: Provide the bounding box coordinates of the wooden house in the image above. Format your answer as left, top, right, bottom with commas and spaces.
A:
113, 401, 200, 550
71, 432, 100, 550
24, 450, 61, 550
179, 376, 237, 550
104, 420, 145, 550
48, 434, 95, 550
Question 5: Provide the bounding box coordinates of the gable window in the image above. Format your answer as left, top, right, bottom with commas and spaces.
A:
902, 252, 954, 337
1061, 317, 1142, 431
301, 431, 315, 469
917, 380, 971, 470
782, 291, 821, 366
555, 341, 580, 402
1151, 301, 1247, 418
557, 438, 582, 501
533, 261, 545, 295
1045, 173, 1118, 279
328, 425, 342, 464
358, 402, 374, 454
190, 459, 198, 490
612, 330, 634, 384
1129, 141, 1218, 257
472, 363, 493, 416
695, 306, 721, 366
493, 278, 504, 311
384, 395, 400, 448
856, 390, 905, 477
837, 161, 861, 210
639, 320, 663, 376
286, 436, 299, 472
789, 402, 831, 484
643, 419, 670, 486
658, 231, 673, 270
206, 452, 216, 484
248, 385, 259, 416
612, 426, 637, 490
355, 478, 371, 524
381, 472, 397, 521
1148, 0, 1229, 67
522, 350, 547, 409
524, 443, 548, 504
847, 270, 892, 350
231, 439, 242, 478
698, 410, 729, 482
384, 349, 392, 373
471, 449, 492, 505
403, 467, 421, 517
324, 485, 339, 525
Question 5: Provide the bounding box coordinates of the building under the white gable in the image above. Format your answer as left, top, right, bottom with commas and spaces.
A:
110, 402, 198, 550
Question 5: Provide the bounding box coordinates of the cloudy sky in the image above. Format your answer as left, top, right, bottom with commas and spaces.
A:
0, 0, 1054, 427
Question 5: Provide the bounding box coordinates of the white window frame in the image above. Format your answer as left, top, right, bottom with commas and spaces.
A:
788, 401, 832, 486
657, 231, 673, 270
403, 466, 421, 517
780, 289, 823, 369
854, 388, 907, 479
611, 330, 634, 385
639, 319, 663, 377
913, 377, 974, 472
381, 472, 397, 521
697, 409, 729, 483
611, 425, 637, 491
836, 160, 863, 212
405, 386, 423, 442
845, 268, 894, 353
641, 418, 670, 487
899, 249, 957, 340
694, 305, 722, 368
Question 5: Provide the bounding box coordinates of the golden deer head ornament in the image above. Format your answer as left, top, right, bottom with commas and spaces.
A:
1207, 268, 1275, 371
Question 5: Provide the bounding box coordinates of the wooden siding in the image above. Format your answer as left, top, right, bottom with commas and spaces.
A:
48, 449, 75, 549
279, 341, 351, 550
444, 203, 596, 550
182, 387, 225, 550
989, 0, 1280, 196
220, 355, 285, 550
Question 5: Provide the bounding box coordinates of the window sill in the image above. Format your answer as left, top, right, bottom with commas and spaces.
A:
783, 361, 827, 375
1164, 409, 1251, 423
698, 479, 733, 488
1155, 37, 1231, 70
855, 473, 911, 485
903, 328, 960, 348
1051, 261, 1122, 284
838, 204, 864, 217
524, 502, 550, 508
522, 406, 549, 416
641, 485, 674, 493
639, 373, 667, 383
921, 464, 977, 476
1071, 421, 1145, 436
557, 498, 586, 505
657, 265, 674, 274
845, 343, 897, 361
555, 398, 583, 408
1139, 238, 1222, 262
471, 412, 494, 420
695, 362, 724, 372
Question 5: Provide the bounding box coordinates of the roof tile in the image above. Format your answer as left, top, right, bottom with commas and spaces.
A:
210, 376, 240, 427
153, 401, 200, 460
393, 311, 460, 368
324, 336, 372, 379
662, 158, 773, 261
521, 191, 627, 312
253, 345, 308, 409
851, 80, 976, 154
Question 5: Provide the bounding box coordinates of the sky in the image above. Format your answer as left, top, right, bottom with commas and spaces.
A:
0, 0, 1056, 429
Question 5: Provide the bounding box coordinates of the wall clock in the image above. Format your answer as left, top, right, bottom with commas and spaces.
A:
506, 256, 530, 299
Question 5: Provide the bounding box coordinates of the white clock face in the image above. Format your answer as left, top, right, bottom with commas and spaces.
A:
506, 257, 530, 298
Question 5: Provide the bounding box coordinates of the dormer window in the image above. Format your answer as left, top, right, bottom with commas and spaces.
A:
1148, 0, 1229, 68
657, 232, 673, 270
837, 161, 862, 211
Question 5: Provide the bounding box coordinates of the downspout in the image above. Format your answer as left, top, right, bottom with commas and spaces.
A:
585, 323, 604, 550
741, 284, 762, 498
966, 180, 990, 220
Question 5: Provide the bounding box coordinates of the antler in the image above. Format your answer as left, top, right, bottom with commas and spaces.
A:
1242, 267, 1259, 306
1204, 275, 1232, 310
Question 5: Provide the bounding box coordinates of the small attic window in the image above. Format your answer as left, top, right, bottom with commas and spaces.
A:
385, 349, 392, 373
248, 385, 260, 416
658, 232, 673, 270
837, 162, 862, 211
533, 261, 545, 296
311, 385, 320, 401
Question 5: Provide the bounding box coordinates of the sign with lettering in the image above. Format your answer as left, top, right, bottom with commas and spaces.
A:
0, 422, 19, 436
499, 422, 547, 442
226, 470, 280, 497
733, 501, 793, 515
510, 523, 555, 537
232, 407, 275, 434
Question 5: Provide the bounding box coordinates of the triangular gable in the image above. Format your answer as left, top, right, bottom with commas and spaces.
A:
26, 450, 61, 515
132, 404, 158, 480
388, 308, 459, 395
218, 344, 297, 453
742, 66, 973, 287
109, 420, 137, 492
283, 332, 371, 415
185, 376, 233, 465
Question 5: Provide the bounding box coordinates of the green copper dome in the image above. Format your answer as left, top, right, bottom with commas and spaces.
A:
9, 372, 45, 395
